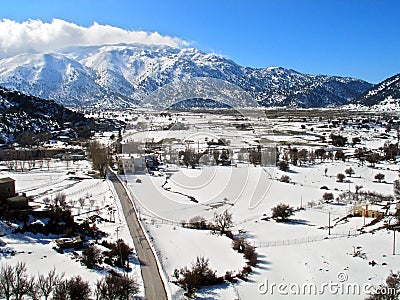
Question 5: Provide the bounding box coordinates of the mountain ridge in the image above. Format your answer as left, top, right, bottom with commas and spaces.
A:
0, 43, 373, 108
356, 73, 400, 110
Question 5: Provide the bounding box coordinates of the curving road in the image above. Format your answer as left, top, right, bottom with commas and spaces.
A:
108, 172, 168, 300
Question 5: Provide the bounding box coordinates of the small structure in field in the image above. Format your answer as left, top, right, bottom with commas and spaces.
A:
352, 203, 385, 219
55, 236, 83, 249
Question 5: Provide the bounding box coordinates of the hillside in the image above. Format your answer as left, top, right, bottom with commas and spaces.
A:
356, 73, 400, 110
0, 86, 121, 145
0, 44, 372, 108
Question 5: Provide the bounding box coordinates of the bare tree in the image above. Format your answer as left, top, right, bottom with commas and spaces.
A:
11, 262, 31, 300
54, 276, 91, 300
26, 277, 39, 300
45, 158, 51, 171
95, 274, 139, 300
89, 199, 95, 210
214, 210, 233, 234
5, 160, 15, 172
54, 193, 67, 208
0, 264, 14, 300
78, 197, 86, 208
52, 279, 68, 300
37, 268, 63, 300
88, 141, 109, 178
43, 197, 51, 206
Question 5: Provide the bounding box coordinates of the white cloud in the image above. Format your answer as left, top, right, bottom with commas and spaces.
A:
0, 18, 189, 58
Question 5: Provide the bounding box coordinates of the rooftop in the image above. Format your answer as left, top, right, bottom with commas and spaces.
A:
6, 195, 28, 203
0, 177, 15, 184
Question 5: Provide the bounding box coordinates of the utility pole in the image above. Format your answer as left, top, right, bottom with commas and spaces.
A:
389, 219, 396, 255
328, 210, 331, 235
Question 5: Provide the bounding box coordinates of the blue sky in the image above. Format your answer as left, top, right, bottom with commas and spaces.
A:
1, 0, 400, 83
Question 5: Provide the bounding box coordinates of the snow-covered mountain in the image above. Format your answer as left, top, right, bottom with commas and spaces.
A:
0, 44, 372, 108
356, 73, 400, 110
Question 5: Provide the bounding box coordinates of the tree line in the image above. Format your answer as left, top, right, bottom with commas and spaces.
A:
0, 262, 138, 300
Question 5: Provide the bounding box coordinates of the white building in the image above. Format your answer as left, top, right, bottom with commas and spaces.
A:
117, 155, 146, 174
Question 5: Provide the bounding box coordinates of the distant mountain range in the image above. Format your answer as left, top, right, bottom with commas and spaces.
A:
356, 73, 400, 110
0, 43, 373, 108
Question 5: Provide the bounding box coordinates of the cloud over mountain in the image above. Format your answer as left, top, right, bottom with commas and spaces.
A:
0, 18, 188, 58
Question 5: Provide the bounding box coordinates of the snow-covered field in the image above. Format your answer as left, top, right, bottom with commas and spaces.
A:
125, 162, 400, 299
117, 109, 400, 299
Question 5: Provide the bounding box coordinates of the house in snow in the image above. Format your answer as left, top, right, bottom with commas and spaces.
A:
117, 155, 146, 175
0, 177, 31, 210
352, 203, 385, 219
0, 177, 15, 200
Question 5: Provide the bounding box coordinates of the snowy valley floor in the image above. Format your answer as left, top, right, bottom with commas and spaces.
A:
123, 162, 400, 299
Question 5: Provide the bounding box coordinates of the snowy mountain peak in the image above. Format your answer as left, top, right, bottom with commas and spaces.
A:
0, 44, 372, 108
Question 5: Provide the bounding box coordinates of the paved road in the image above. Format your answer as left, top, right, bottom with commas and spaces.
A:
108, 172, 168, 300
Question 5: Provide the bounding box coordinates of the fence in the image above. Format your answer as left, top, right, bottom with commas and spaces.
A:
255, 229, 359, 248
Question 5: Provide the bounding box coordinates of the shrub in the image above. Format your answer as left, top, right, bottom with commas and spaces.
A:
271, 203, 294, 222
277, 161, 289, 172
345, 167, 355, 177
336, 173, 346, 182
322, 192, 334, 202
280, 175, 291, 183
225, 230, 234, 239
237, 266, 252, 281
331, 134, 347, 147
224, 271, 235, 283
374, 173, 385, 183
81, 245, 102, 269
177, 256, 224, 298
243, 244, 258, 267
187, 216, 208, 229
232, 237, 247, 253
103, 239, 132, 269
